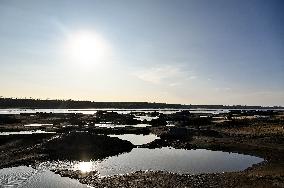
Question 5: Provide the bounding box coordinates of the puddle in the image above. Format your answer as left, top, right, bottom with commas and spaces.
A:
107, 134, 159, 145
0, 166, 90, 188
134, 116, 159, 121
92, 148, 264, 176
166, 124, 175, 127
39, 147, 264, 177
93, 123, 127, 128
93, 123, 151, 128
132, 124, 151, 127
0, 130, 56, 135
24, 123, 53, 127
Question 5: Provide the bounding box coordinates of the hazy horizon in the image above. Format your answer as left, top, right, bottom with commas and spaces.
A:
1, 96, 283, 107
1, 0, 283, 106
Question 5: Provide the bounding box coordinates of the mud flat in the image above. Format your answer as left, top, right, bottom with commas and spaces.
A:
0, 110, 283, 187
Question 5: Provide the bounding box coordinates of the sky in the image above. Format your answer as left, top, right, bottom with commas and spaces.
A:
0, 0, 283, 106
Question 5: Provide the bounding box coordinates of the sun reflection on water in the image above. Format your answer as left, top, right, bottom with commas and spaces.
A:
75, 162, 93, 173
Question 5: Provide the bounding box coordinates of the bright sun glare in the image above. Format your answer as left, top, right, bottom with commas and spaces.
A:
76, 161, 93, 173
64, 31, 110, 66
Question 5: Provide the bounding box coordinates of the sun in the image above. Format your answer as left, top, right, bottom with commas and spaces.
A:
64, 30, 111, 66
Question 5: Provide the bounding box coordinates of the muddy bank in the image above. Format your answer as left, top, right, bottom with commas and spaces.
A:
0, 132, 134, 168
44, 132, 134, 161
0, 133, 55, 168
88, 166, 284, 188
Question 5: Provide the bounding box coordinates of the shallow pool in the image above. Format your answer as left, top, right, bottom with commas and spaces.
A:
39, 147, 264, 177
107, 134, 159, 145
0, 130, 56, 135
0, 166, 90, 188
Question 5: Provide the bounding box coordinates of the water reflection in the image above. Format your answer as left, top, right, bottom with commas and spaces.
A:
0, 108, 231, 115
39, 148, 263, 177
24, 123, 53, 127
0, 166, 88, 188
92, 148, 263, 176
0, 130, 56, 135
107, 134, 159, 145
75, 162, 93, 173
93, 123, 151, 128
134, 115, 158, 121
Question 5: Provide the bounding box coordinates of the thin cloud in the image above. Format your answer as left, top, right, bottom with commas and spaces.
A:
169, 82, 182, 87
133, 65, 196, 86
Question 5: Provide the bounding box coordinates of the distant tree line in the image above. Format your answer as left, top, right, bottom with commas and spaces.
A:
0, 97, 282, 109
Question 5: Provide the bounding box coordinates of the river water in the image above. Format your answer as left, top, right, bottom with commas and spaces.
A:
0, 108, 230, 115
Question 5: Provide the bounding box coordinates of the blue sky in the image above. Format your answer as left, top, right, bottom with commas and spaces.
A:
0, 0, 283, 105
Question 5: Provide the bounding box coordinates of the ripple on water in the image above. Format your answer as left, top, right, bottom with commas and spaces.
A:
0, 166, 89, 188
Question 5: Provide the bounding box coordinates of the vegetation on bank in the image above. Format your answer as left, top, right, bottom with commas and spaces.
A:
0, 97, 282, 109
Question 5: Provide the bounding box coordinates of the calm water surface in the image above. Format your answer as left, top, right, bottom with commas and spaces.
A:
24, 123, 53, 127
39, 147, 264, 177
0, 108, 230, 115
0, 130, 56, 135
93, 123, 151, 128
107, 134, 159, 145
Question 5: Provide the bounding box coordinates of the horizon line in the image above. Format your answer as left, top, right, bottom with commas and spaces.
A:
0, 96, 283, 108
